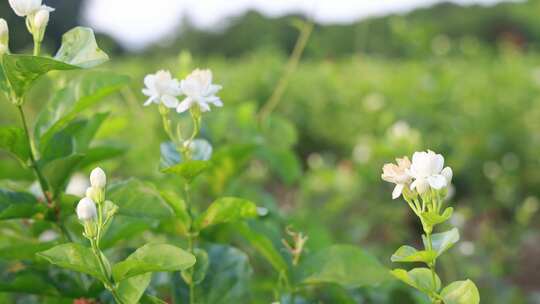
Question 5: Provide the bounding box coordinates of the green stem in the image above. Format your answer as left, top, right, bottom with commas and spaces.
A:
91, 238, 124, 304
425, 232, 439, 302
184, 182, 196, 304
258, 21, 313, 122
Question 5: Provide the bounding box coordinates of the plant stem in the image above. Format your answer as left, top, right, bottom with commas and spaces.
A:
17, 106, 51, 203
425, 232, 439, 302
91, 238, 124, 304
184, 182, 196, 304
33, 37, 41, 56
258, 21, 313, 123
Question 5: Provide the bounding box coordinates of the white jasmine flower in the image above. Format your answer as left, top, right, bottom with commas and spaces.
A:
177, 69, 223, 113
65, 173, 90, 197
382, 157, 412, 199
76, 197, 97, 221
408, 150, 452, 194
142, 70, 182, 108
8, 0, 42, 17
90, 167, 107, 188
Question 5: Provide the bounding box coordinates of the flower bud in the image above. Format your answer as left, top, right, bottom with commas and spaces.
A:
90, 167, 107, 189
76, 197, 97, 221
0, 19, 8, 55
85, 186, 104, 204
33, 8, 49, 30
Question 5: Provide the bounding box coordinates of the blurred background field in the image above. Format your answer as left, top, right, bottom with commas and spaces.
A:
1, 0, 540, 303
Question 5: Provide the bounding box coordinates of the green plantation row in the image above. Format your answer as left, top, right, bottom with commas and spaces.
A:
1, 1, 539, 303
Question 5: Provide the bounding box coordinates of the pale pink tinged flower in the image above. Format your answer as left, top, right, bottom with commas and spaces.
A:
382, 156, 412, 199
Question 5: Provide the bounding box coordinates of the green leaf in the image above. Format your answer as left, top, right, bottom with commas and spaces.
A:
112, 244, 196, 282
140, 294, 167, 304
0, 126, 31, 163
100, 216, 153, 249
0, 271, 59, 296
181, 248, 209, 285
34, 72, 129, 148
159, 190, 190, 235
107, 179, 175, 219
421, 207, 453, 227
0, 241, 57, 261
257, 148, 302, 185
390, 267, 441, 294
0, 189, 44, 220
78, 145, 126, 169
198, 244, 252, 304
37, 243, 107, 282
41, 153, 85, 194
440, 280, 480, 304
1, 54, 78, 98
116, 273, 152, 304
298, 244, 390, 288
54, 27, 109, 68
423, 228, 460, 257
391, 245, 437, 264
236, 221, 288, 274
161, 160, 211, 182
194, 197, 258, 231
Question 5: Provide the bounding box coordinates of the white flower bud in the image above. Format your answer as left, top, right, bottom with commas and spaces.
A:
8, 0, 42, 17
0, 19, 8, 54
33, 8, 50, 30
85, 186, 104, 204
90, 167, 107, 189
76, 197, 97, 221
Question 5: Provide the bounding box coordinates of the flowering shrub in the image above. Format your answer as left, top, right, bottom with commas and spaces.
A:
383, 150, 480, 303
0, 2, 485, 304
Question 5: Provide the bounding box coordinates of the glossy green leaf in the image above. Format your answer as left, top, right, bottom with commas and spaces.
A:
0, 126, 31, 163
161, 160, 211, 182
181, 248, 209, 285
100, 216, 153, 249
391, 267, 441, 294
112, 244, 196, 282
116, 273, 152, 304
34, 72, 129, 147
0, 189, 44, 220
423, 228, 460, 257
391, 245, 437, 264
0, 241, 57, 261
440, 280, 480, 304
54, 27, 109, 68
107, 179, 175, 219
421, 207, 453, 227
194, 197, 258, 231
298, 244, 390, 288
1, 54, 78, 98
37, 242, 107, 282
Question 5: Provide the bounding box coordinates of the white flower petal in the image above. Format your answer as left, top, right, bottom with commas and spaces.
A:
441, 167, 453, 184
176, 98, 193, 113
427, 174, 447, 190
198, 101, 211, 112
411, 178, 429, 194
143, 96, 156, 106
392, 184, 404, 199
162, 95, 179, 108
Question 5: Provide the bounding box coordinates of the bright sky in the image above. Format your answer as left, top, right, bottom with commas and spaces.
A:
83, 0, 511, 50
